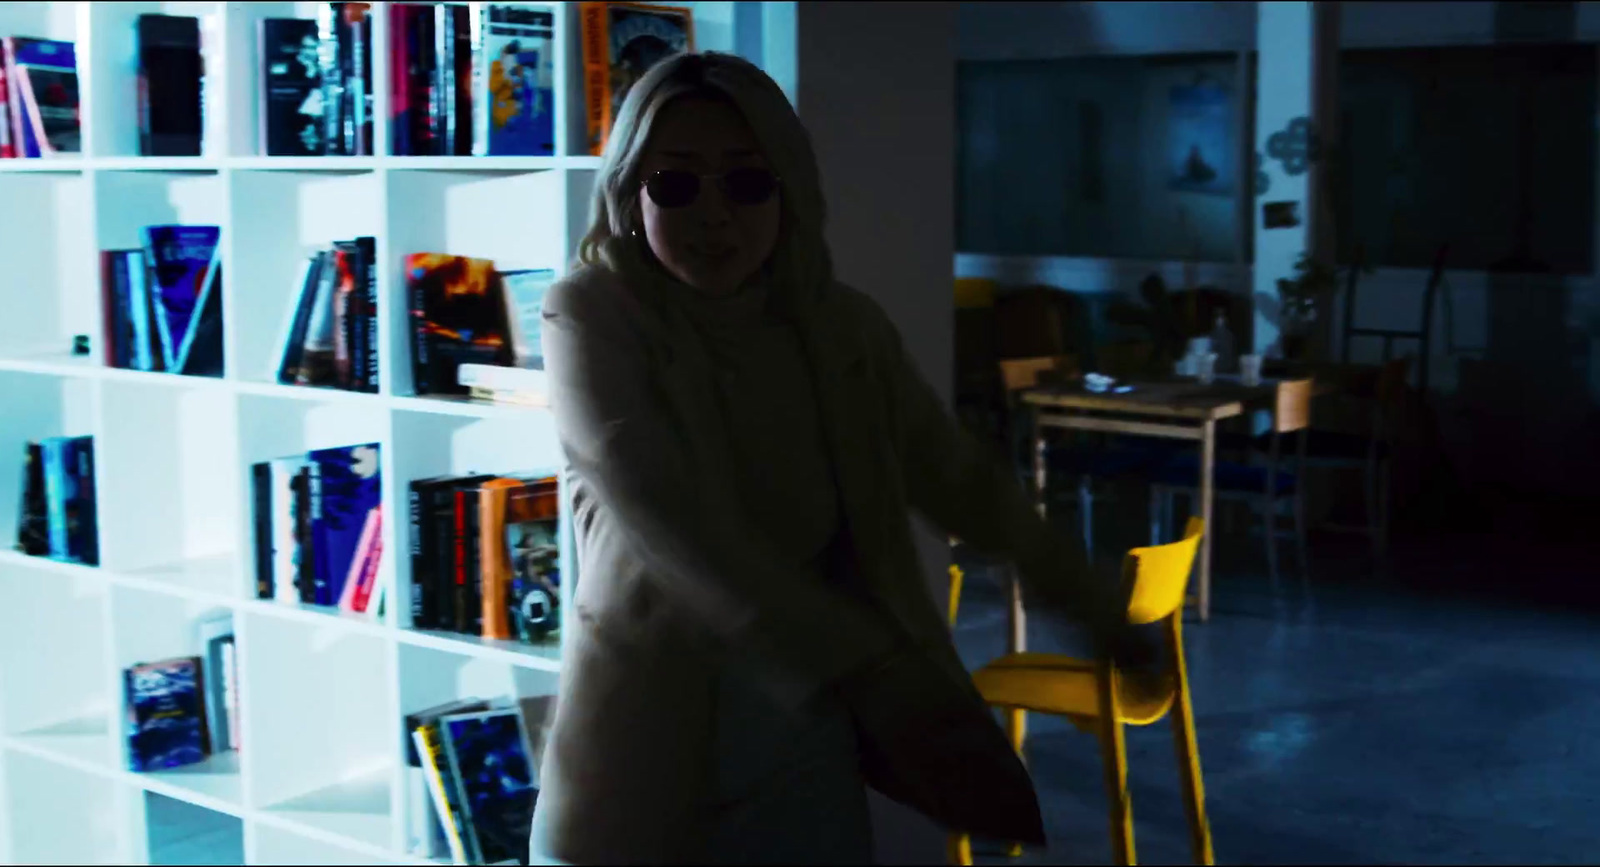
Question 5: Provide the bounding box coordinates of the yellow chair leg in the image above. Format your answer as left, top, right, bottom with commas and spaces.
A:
1003, 707, 1027, 857
1171, 683, 1214, 865
1096, 672, 1136, 866
948, 833, 973, 866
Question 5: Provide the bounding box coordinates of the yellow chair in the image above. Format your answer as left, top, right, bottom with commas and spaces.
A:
946, 518, 1214, 866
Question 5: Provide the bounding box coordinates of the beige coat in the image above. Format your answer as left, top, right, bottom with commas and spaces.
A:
531, 262, 1099, 863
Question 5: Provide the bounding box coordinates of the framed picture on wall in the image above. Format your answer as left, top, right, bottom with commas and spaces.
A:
1167, 82, 1234, 197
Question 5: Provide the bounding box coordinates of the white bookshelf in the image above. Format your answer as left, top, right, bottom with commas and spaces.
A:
0, 1, 741, 863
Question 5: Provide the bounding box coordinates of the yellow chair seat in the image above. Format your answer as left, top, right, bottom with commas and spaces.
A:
972, 652, 1176, 726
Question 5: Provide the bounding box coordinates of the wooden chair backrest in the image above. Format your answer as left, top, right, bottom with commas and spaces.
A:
1273, 378, 1315, 433
998, 355, 1078, 394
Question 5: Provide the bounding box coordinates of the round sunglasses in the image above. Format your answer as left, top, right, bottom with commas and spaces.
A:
640, 167, 781, 209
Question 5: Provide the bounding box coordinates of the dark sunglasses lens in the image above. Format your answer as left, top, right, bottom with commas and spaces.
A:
645, 171, 700, 208
723, 168, 778, 205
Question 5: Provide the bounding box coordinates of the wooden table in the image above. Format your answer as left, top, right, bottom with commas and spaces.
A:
1021, 377, 1316, 622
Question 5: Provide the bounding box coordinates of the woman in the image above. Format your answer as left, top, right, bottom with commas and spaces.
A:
531, 51, 1135, 864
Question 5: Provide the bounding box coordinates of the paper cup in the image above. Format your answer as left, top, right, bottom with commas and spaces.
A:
1239, 354, 1263, 387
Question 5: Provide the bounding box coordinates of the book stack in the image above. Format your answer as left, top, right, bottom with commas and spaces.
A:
408, 473, 560, 645
0, 34, 80, 159
275, 238, 379, 392
13, 435, 98, 566
388, 3, 556, 157
251, 442, 385, 616
100, 225, 225, 377
404, 695, 546, 864
405, 254, 552, 398
123, 623, 240, 773
257, 3, 375, 157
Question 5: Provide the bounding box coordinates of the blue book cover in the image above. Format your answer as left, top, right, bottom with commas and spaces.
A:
39, 437, 71, 559
483, 5, 555, 156
124, 657, 207, 772
142, 225, 222, 373
127, 250, 157, 371
439, 708, 538, 865
307, 443, 382, 606
64, 435, 97, 565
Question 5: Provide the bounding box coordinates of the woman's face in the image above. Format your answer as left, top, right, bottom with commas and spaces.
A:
636, 96, 781, 296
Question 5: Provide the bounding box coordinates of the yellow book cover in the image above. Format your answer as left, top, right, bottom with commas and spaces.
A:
414, 723, 469, 864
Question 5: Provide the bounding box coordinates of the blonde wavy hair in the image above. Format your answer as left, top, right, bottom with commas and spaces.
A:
576, 51, 834, 307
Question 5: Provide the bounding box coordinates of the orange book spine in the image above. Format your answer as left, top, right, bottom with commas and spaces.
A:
579, 3, 610, 156
478, 479, 521, 640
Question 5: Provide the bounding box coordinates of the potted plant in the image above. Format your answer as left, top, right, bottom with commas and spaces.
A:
1275, 251, 1340, 361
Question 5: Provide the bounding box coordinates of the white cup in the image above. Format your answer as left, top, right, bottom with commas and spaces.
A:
1239, 354, 1263, 387
1195, 352, 1218, 385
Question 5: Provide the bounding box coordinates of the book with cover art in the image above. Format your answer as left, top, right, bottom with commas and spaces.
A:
143, 225, 223, 374
260, 18, 323, 156
124, 656, 208, 771
479, 4, 555, 157
307, 443, 382, 607
406, 254, 514, 396
39, 436, 95, 565
579, 2, 693, 156
479, 476, 559, 642
498, 268, 555, 369
438, 708, 538, 866
3, 37, 81, 157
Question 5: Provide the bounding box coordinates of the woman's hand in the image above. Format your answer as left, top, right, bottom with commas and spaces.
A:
838, 648, 1047, 847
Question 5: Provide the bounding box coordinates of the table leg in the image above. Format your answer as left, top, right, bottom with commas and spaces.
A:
1198, 419, 1215, 622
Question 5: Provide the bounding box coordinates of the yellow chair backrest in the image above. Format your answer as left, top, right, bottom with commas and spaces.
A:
946, 517, 1203, 632
1124, 517, 1205, 625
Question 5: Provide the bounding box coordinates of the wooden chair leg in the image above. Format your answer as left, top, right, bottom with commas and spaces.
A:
1170, 679, 1215, 865
1263, 495, 1280, 591
1293, 489, 1310, 584
1079, 476, 1096, 563
1096, 671, 1136, 866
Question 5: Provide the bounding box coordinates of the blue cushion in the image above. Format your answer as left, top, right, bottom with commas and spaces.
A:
1154, 453, 1299, 495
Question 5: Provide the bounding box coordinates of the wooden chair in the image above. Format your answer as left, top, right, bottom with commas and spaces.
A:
1342, 244, 1445, 392
946, 518, 1214, 866
1150, 380, 1314, 586
998, 355, 1156, 562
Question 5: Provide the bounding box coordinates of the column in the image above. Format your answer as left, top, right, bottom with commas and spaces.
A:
765, 5, 959, 862
1252, 1, 1339, 355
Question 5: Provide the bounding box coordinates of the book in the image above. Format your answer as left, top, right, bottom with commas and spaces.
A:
274, 253, 326, 383
259, 18, 323, 156
479, 4, 556, 157
466, 385, 549, 408
406, 254, 514, 396
479, 476, 559, 642
126, 250, 158, 371
579, 2, 693, 156
137, 14, 204, 156
39, 437, 70, 559
196, 615, 233, 753
498, 268, 555, 368
251, 456, 307, 601
65, 436, 98, 566
142, 225, 223, 375
336, 504, 382, 612
124, 657, 208, 771
14, 442, 48, 556
307, 443, 382, 607
0, 39, 13, 158
2, 37, 80, 157
437, 708, 538, 866
414, 723, 471, 864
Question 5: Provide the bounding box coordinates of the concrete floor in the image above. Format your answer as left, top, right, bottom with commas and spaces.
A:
950, 493, 1600, 865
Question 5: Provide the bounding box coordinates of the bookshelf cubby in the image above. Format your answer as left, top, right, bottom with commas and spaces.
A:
0, 0, 743, 862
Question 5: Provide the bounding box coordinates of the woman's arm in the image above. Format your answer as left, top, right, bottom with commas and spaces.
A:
542, 273, 899, 712
872, 305, 1116, 621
